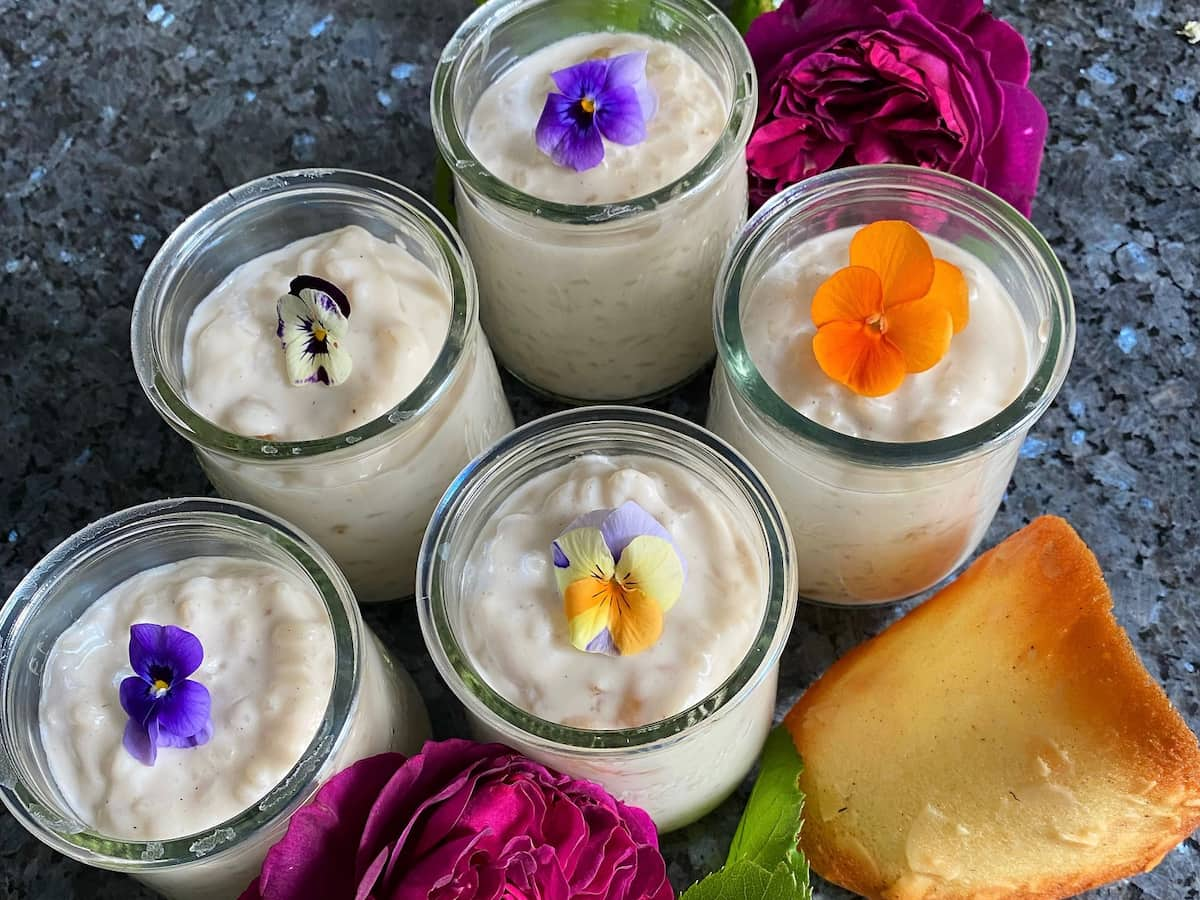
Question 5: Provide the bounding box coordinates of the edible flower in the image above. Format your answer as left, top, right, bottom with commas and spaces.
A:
535, 52, 657, 172
810, 220, 969, 397
276, 275, 352, 387
552, 501, 685, 657
119, 623, 213, 767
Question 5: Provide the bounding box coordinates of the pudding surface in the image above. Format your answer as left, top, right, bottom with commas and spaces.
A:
183, 225, 452, 441
467, 32, 727, 205
743, 227, 1031, 442
460, 453, 768, 729
40, 556, 335, 840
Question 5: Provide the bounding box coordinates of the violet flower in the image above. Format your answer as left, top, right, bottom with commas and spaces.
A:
535, 52, 658, 172
119, 623, 213, 767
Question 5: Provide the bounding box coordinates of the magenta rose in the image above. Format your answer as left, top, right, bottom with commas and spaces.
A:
745, 0, 1047, 215
239, 740, 673, 900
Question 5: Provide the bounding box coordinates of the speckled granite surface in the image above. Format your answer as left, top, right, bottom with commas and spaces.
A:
1, 0, 1197, 897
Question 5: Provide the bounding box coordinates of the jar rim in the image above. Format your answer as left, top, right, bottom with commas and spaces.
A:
714, 164, 1077, 467
131, 168, 477, 462
430, 0, 757, 225
417, 406, 797, 752
0, 498, 362, 869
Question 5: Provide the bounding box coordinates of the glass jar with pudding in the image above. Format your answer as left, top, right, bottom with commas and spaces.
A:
708, 165, 1075, 606
418, 408, 796, 833
132, 169, 515, 603
0, 499, 430, 900
431, 0, 756, 403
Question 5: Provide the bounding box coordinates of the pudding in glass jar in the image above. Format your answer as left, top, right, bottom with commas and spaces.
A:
0, 499, 430, 900
133, 170, 514, 602
432, 0, 756, 402
419, 408, 796, 832
708, 166, 1075, 606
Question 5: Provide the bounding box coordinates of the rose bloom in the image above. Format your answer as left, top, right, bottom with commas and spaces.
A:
239, 740, 673, 900
745, 0, 1048, 215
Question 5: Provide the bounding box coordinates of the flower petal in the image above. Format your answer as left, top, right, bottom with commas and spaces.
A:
884, 297, 954, 373
608, 589, 665, 657
119, 675, 157, 724
615, 535, 685, 614
981, 81, 1048, 218
603, 51, 657, 121
922, 258, 969, 333
811, 265, 884, 327
549, 58, 608, 99
552, 527, 615, 594
157, 678, 212, 738
128, 623, 166, 682
123, 716, 158, 767
160, 624, 204, 679
157, 717, 213, 749
564, 577, 617, 654
850, 220, 936, 304
594, 85, 648, 146
597, 501, 672, 561
812, 321, 907, 397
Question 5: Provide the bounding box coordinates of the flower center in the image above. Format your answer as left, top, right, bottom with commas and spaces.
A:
312, 323, 328, 343
152, 678, 170, 697
579, 96, 596, 114
866, 312, 888, 335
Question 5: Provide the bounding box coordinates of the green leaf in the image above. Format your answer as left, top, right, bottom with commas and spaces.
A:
727, 726, 806, 868
680, 727, 812, 900
727, 0, 779, 34
680, 858, 811, 900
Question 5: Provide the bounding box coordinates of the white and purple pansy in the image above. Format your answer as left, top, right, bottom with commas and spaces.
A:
276, 274, 353, 387
551, 501, 686, 657
535, 51, 658, 172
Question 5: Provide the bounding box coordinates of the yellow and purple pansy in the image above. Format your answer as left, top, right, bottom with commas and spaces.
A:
551, 501, 686, 657
276, 275, 353, 387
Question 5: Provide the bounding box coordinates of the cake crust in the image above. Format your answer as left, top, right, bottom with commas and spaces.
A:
787, 516, 1200, 900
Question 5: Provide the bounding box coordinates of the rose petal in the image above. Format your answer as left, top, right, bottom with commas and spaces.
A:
981, 81, 1047, 217
964, 14, 1031, 84
251, 753, 404, 899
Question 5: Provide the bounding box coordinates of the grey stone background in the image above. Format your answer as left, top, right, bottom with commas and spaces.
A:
1, 0, 1197, 897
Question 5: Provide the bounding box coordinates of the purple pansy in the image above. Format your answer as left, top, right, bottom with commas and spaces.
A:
119, 623, 213, 767
535, 52, 658, 172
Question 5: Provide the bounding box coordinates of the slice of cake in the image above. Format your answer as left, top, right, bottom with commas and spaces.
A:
787, 516, 1200, 899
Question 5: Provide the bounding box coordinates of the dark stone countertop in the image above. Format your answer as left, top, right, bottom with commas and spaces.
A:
1, 0, 1197, 897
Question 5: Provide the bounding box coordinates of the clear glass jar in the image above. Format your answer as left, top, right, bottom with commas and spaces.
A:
417, 408, 796, 832
431, 0, 756, 403
708, 165, 1076, 606
132, 169, 515, 603
0, 498, 430, 900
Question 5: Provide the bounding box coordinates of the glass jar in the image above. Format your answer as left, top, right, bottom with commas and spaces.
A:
132, 169, 515, 603
431, 0, 756, 403
418, 407, 796, 832
0, 498, 430, 900
708, 165, 1076, 606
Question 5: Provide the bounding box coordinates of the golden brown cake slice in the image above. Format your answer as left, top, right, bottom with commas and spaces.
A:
787, 516, 1200, 900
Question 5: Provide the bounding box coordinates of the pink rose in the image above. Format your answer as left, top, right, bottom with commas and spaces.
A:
745, 0, 1047, 215
239, 741, 673, 900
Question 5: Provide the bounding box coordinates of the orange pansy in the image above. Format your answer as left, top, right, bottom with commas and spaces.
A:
810, 221, 969, 398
